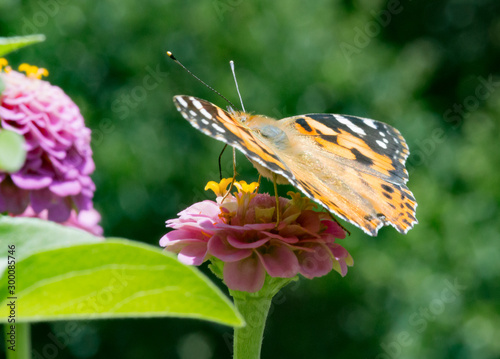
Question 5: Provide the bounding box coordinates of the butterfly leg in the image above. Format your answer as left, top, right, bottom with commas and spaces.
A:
222, 148, 238, 203
256, 174, 262, 192
272, 173, 281, 226
218, 144, 228, 180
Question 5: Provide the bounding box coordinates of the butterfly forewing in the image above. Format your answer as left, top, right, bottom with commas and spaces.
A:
173, 95, 294, 180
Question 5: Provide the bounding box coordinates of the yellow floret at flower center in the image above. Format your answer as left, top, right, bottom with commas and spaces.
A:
0, 59, 49, 78
205, 178, 259, 197
18, 63, 49, 79
0, 58, 11, 73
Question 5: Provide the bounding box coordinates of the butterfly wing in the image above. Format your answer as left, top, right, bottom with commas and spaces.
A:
272, 114, 417, 235
173, 95, 417, 236
172, 95, 293, 180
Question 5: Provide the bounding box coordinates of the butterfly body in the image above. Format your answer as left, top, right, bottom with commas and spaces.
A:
233, 114, 295, 184
173, 95, 417, 236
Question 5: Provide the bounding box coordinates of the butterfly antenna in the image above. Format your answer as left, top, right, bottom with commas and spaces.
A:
167, 51, 236, 109
230, 60, 245, 112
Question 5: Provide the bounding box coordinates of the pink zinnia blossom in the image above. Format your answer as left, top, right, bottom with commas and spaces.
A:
160, 179, 353, 292
0, 60, 100, 230
16, 205, 103, 236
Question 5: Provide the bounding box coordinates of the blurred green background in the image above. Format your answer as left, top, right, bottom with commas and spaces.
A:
1, 0, 500, 358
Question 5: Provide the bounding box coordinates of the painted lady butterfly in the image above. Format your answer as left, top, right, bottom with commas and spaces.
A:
173, 95, 417, 236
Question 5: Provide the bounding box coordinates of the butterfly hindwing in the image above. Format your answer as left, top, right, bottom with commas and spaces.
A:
265, 114, 416, 234
269, 114, 417, 235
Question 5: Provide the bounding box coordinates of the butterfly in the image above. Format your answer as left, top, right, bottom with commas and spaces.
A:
172, 95, 417, 236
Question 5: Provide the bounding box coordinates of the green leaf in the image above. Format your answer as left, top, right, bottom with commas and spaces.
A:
0, 130, 27, 173
0, 76, 4, 94
0, 35, 46, 57
0, 217, 99, 271
0, 217, 243, 327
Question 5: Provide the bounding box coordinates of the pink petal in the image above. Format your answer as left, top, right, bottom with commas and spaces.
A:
297, 244, 334, 279
198, 218, 220, 230
49, 180, 82, 196
296, 210, 321, 232
73, 209, 102, 236
73, 192, 92, 211
215, 222, 275, 231
159, 229, 207, 246
223, 255, 266, 292
178, 243, 209, 265
226, 234, 270, 249
243, 223, 276, 230
327, 243, 350, 259
179, 200, 220, 218
261, 231, 298, 244
47, 199, 71, 222
257, 244, 299, 278
11, 172, 52, 189
279, 224, 320, 238
162, 239, 203, 253
208, 235, 252, 262
322, 220, 346, 239
30, 189, 52, 213
0, 181, 29, 214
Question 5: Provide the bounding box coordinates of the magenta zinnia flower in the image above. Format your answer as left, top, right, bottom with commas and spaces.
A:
0, 60, 100, 232
160, 179, 353, 292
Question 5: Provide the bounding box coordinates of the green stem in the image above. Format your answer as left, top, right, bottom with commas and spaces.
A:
5, 323, 31, 359
212, 260, 295, 359
232, 293, 273, 359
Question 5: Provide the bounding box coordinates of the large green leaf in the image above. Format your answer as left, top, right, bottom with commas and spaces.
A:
0, 217, 99, 273
0, 217, 243, 326
0, 130, 27, 173
0, 35, 46, 57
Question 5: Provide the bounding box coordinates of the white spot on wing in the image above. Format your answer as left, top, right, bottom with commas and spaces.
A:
383, 138, 389, 144
201, 119, 209, 125
190, 98, 203, 110
336, 115, 366, 136
362, 118, 377, 129
376, 140, 388, 149
176, 97, 188, 108
200, 108, 213, 119
379, 131, 386, 137
211, 123, 226, 133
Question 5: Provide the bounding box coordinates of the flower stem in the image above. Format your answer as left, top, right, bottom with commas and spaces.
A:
232, 293, 273, 359
5, 323, 31, 359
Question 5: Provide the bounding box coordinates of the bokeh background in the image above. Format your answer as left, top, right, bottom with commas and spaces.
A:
1, 0, 500, 358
